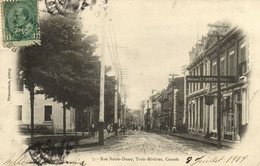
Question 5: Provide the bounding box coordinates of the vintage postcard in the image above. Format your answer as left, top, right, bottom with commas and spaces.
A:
0, 0, 260, 166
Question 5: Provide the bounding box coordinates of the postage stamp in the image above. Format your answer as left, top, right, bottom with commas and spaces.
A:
1, 0, 40, 47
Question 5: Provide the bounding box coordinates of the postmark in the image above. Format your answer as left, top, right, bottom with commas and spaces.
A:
1, 0, 40, 47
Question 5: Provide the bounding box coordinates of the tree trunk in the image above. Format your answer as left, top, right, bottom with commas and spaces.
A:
29, 84, 35, 141
82, 107, 84, 136
63, 101, 66, 137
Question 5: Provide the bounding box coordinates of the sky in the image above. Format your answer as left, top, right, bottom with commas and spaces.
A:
100, 0, 257, 110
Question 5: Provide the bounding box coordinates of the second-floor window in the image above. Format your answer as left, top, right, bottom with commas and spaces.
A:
220, 56, 226, 76
193, 70, 196, 92
228, 50, 235, 76
212, 61, 217, 87
238, 42, 248, 76
200, 64, 203, 89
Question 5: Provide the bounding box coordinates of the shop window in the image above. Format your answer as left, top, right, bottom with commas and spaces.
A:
193, 104, 195, 127
200, 97, 203, 128
189, 108, 191, 128
196, 99, 198, 127
213, 106, 216, 130
224, 97, 233, 132
44, 106, 52, 121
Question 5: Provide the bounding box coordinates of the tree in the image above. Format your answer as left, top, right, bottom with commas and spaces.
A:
18, 15, 99, 137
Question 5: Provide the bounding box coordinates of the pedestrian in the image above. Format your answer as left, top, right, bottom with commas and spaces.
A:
107, 124, 111, 133
123, 125, 126, 134
91, 124, 95, 138
111, 124, 113, 133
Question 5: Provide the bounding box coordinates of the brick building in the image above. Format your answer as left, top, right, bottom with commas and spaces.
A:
186, 23, 250, 141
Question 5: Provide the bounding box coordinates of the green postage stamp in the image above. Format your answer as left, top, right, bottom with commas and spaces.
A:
1, 0, 40, 47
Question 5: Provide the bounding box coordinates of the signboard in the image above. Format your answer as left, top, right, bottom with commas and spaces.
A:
205, 96, 215, 106
186, 76, 236, 83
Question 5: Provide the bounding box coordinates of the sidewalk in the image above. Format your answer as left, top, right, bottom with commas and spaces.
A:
25, 132, 115, 149
170, 133, 239, 148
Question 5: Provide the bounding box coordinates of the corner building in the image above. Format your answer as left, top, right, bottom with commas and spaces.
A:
186, 24, 250, 141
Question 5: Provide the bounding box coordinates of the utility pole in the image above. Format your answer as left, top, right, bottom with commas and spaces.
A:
208, 23, 229, 148
181, 65, 187, 125
114, 69, 118, 136
142, 101, 145, 129
216, 34, 221, 148
99, 25, 105, 145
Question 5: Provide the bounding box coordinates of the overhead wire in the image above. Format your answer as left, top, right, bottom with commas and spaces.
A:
104, 31, 116, 71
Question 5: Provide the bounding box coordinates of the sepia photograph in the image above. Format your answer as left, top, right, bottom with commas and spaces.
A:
0, 0, 260, 165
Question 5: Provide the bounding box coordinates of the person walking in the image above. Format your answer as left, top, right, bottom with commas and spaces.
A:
91, 124, 95, 138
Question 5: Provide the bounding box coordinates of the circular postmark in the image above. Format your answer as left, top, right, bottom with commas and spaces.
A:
4, 0, 38, 41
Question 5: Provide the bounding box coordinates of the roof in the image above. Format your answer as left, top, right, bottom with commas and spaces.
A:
186, 24, 239, 70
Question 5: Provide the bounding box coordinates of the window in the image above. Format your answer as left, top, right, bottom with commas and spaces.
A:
220, 55, 226, 76
17, 105, 22, 121
238, 42, 247, 76
204, 63, 208, 88
200, 64, 203, 89
196, 99, 198, 127
228, 50, 235, 76
189, 106, 192, 127
193, 104, 195, 127
213, 106, 216, 130
189, 71, 192, 93
196, 67, 198, 91
193, 70, 195, 92
225, 97, 232, 131
16, 77, 24, 91
212, 60, 217, 87
44, 106, 52, 121
200, 97, 203, 128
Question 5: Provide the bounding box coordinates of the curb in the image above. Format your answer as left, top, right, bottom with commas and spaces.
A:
170, 134, 233, 148
73, 134, 115, 149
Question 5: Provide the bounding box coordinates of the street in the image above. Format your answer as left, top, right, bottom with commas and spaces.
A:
71, 130, 228, 156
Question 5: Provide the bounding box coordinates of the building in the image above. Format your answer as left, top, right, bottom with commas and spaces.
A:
172, 77, 184, 131
144, 76, 184, 133
166, 76, 184, 132
144, 99, 152, 131
158, 89, 169, 131
150, 91, 162, 132
186, 23, 250, 141
15, 74, 75, 134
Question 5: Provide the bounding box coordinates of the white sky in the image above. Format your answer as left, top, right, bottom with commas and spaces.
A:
102, 0, 257, 110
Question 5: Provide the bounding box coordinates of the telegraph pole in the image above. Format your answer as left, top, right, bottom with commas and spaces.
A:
114, 69, 118, 136
208, 23, 229, 148
99, 25, 105, 145
216, 35, 221, 148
